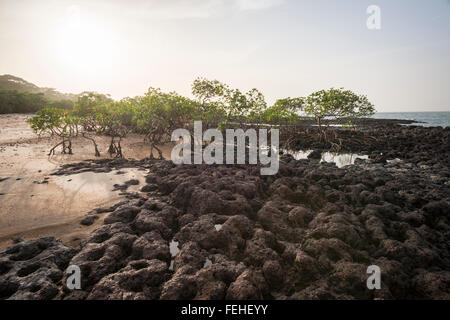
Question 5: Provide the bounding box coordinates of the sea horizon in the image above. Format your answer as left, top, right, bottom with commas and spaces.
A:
372, 111, 450, 127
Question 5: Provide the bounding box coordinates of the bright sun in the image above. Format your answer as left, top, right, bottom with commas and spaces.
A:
54, 6, 117, 74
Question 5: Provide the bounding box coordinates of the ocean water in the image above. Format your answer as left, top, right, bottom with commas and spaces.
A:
372, 112, 450, 127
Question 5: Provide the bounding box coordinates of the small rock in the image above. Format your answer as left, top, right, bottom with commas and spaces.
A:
12, 237, 24, 244
308, 150, 322, 160
124, 179, 139, 186
141, 184, 158, 192
80, 215, 99, 226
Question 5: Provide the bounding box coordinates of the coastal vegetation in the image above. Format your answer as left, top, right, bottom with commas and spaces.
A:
0, 75, 78, 114
26, 78, 376, 157
0, 90, 70, 114
305, 88, 375, 133
27, 107, 78, 155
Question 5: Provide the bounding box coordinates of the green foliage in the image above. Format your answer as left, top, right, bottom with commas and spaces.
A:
304, 88, 375, 128
342, 120, 355, 129
260, 104, 302, 125
49, 99, 74, 110
258, 97, 304, 125
191, 77, 267, 126
0, 75, 40, 92
273, 97, 304, 115
27, 107, 74, 137
94, 100, 135, 136
134, 88, 194, 136
92, 101, 134, 158
132, 88, 200, 158
0, 74, 79, 101
73, 92, 112, 117
0, 90, 49, 114
192, 78, 228, 106
226, 87, 267, 121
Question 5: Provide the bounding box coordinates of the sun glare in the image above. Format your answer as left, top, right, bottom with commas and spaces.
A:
53, 6, 117, 74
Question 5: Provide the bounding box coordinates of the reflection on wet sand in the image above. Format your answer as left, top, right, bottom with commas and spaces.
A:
0, 114, 173, 250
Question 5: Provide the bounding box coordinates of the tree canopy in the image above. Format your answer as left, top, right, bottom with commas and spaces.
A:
304, 88, 375, 129
0, 90, 49, 114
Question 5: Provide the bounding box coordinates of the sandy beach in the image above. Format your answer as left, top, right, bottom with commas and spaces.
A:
0, 114, 173, 249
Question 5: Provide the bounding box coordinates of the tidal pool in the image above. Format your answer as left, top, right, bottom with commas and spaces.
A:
282, 149, 369, 168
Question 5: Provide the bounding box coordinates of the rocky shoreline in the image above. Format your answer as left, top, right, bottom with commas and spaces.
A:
0, 123, 449, 300
289, 123, 449, 166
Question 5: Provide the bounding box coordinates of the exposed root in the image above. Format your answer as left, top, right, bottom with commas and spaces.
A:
82, 133, 101, 157
108, 137, 123, 158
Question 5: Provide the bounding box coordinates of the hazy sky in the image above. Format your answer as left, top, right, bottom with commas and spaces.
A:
1, 0, 449, 112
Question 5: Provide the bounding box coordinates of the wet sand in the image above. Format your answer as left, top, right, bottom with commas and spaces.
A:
0, 114, 173, 249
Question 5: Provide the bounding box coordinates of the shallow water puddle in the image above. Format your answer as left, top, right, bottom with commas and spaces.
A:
322, 152, 369, 167
229, 146, 368, 168
282, 149, 369, 168
0, 168, 147, 241
53, 169, 145, 195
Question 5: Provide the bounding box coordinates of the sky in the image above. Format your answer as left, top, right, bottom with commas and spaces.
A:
0, 0, 449, 112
